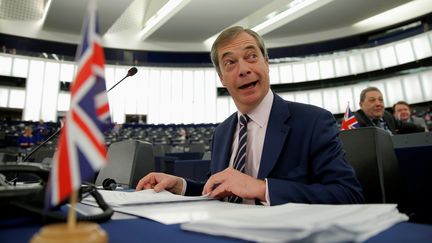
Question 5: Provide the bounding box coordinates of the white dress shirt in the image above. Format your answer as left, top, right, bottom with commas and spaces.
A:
229, 90, 273, 204
181, 90, 274, 204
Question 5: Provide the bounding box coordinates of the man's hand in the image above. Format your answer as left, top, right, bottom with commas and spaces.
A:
202, 167, 266, 201
136, 172, 184, 194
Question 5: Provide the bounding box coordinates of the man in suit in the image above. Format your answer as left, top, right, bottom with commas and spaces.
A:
393, 101, 428, 132
136, 26, 364, 205
354, 87, 424, 135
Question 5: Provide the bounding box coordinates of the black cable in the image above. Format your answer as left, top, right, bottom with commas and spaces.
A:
9, 184, 113, 224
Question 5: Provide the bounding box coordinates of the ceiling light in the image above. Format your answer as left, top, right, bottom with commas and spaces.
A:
266, 11, 278, 20
353, 1, 428, 29
204, 0, 332, 50
140, 0, 191, 41
252, 0, 333, 35
51, 53, 59, 61
37, 0, 52, 25
287, 0, 308, 8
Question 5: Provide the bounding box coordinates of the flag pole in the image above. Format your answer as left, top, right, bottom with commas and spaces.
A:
67, 190, 78, 230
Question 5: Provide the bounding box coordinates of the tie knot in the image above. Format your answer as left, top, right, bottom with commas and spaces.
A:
239, 114, 249, 126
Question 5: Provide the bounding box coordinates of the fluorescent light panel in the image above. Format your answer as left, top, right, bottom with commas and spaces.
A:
252, 0, 333, 35
140, 0, 191, 41
203, 0, 332, 50
353, 1, 430, 28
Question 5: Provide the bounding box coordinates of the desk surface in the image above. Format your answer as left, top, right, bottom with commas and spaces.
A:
1, 217, 432, 243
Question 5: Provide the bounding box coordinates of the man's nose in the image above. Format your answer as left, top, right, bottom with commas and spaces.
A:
375, 100, 383, 106
239, 60, 251, 77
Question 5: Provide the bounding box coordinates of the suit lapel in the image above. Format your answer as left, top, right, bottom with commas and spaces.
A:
214, 114, 237, 172
356, 109, 377, 127
257, 95, 291, 179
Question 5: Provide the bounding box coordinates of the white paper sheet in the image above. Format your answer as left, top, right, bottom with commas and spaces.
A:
111, 200, 258, 224
181, 203, 409, 243
82, 189, 213, 206
80, 189, 261, 224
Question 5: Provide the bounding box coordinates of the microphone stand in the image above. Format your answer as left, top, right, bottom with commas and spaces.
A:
106, 76, 128, 93
22, 127, 61, 162
107, 67, 137, 93
21, 67, 137, 162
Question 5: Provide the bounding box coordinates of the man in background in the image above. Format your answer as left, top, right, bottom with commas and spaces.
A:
393, 101, 428, 132
354, 87, 424, 134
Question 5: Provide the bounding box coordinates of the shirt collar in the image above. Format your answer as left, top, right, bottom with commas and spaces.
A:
237, 89, 273, 128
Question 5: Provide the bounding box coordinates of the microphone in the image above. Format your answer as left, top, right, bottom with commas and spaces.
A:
22, 67, 138, 162
102, 178, 132, 190
127, 67, 138, 77
106, 67, 138, 93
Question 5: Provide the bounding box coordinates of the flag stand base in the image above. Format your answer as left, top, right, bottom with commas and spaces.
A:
30, 222, 108, 243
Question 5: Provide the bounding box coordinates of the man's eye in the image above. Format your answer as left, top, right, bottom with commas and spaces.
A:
224, 60, 234, 66
247, 54, 257, 60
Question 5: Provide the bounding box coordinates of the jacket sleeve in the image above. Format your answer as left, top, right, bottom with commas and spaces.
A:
184, 179, 205, 196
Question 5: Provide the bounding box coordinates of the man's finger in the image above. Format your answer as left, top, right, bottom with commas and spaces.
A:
135, 173, 155, 191
154, 177, 175, 192
209, 182, 230, 198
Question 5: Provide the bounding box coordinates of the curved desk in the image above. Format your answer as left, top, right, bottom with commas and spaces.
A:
1, 217, 431, 243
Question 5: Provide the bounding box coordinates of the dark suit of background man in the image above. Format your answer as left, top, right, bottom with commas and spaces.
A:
393, 101, 428, 132
136, 26, 364, 205
354, 87, 425, 135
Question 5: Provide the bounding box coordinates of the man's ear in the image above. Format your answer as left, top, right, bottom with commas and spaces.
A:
265, 56, 270, 72
219, 74, 227, 87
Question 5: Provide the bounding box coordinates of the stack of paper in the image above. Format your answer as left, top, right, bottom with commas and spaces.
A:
181, 203, 408, 242
82, 189, 212, 206
81, 189, 259, 224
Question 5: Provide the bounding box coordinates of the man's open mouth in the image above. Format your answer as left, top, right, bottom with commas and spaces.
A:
239, 81, 258, 89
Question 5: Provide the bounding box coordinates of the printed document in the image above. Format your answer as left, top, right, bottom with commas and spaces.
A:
181, 203, 408, 243
82, 189, 213, 206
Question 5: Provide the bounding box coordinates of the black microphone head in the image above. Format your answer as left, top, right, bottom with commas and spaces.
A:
127, 67, 138, 77
102, 178, 117, 190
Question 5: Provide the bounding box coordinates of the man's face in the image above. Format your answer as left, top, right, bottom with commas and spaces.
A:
394, 104, 411, 121
217, 32, 270, 114
360, 90, 385, 119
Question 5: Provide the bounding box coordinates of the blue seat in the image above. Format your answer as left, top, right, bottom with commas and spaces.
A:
165, 159, 210, 182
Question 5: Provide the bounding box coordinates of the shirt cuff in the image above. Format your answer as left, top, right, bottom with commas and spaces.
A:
180, 178, 187, 195
258, 178, 270, 206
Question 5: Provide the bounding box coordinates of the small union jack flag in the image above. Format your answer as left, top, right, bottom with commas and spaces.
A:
47, 0, 110, 207
341, 104, 360, 131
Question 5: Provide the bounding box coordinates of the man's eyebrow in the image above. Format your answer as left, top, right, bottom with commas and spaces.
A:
244, 45, 256, 51
220, 51, 233, 61
220, 45, 259, 60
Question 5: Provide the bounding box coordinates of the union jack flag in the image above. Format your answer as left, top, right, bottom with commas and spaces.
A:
341, 104, 360, 131
47, 0, 110, 207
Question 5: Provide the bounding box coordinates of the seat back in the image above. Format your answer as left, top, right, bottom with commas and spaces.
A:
392, 132, 432, 223
96, 140, 155, 188
26, 146, 56, 163
340, 127, 401, 203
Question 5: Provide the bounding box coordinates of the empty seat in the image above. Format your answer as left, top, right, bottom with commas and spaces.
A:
96, 140, 155, 188
339, 127, 401, 204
